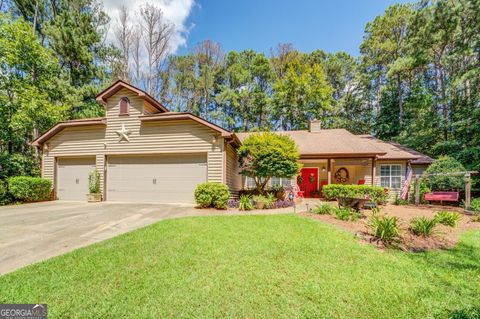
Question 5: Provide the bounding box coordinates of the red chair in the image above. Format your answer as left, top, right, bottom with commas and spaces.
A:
357, 179, 366, 185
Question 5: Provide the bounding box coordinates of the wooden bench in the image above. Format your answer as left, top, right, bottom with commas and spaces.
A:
424, 191, 459, 205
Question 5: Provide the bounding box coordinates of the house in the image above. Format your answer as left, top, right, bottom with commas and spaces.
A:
33, 81, 433, 203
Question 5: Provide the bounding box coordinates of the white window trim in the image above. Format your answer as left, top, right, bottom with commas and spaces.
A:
244, 176, 292, 189
380, 164, 402, 189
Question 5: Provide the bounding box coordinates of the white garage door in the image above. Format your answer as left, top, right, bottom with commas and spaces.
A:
57, 157, 96, 200
106, 154, 207, 203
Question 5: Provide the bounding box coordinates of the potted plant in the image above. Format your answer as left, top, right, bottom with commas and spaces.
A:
87, 169, 102, 202
252, 195, 268, 209
270, 184, 285, 200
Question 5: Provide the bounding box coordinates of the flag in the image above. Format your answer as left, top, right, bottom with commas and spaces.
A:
401, 165, 413, 200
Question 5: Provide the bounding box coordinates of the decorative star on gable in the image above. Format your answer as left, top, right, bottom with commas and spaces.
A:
115, 123, 131, 142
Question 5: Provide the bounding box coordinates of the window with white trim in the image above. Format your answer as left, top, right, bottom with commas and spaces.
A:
270, 177, 292, 188
380, 164, 402, 189
245, 176, 291, 189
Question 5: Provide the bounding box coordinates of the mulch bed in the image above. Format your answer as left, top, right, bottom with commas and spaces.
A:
300, 204, 480, 252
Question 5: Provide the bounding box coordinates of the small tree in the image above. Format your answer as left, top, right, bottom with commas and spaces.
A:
238, 132, 301, 194
422, 156, 466, 191
88, 170, 101, 194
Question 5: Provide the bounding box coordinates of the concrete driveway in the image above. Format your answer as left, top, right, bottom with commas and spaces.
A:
0, 200, 296, 275
0, 201, 204, 275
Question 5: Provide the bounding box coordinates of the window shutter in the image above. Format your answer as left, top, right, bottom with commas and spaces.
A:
119, 97, 129, 115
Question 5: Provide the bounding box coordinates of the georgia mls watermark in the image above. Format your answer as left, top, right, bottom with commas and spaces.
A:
0, 304, 47, 319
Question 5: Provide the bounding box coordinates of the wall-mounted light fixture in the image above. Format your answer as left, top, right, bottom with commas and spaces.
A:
212, 135, 218, 144
321, 166, 326, 172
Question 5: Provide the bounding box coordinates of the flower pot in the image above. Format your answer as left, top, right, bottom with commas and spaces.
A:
255, 201, 266, 209
276, 191, 285, 200
87, 193, 102, 202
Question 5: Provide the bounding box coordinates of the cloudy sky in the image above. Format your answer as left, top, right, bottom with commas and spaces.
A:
102, 0, 412, 56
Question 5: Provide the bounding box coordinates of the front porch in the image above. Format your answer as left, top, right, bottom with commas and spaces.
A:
298, 157, 377, 198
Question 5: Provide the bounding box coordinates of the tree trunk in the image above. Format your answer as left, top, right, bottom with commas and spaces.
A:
397, 73, 403, 124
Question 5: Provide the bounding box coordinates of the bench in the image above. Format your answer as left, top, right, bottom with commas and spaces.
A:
424, 191, 459, 205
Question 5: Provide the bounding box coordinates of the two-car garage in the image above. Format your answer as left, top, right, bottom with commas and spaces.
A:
56, 154, 207, 203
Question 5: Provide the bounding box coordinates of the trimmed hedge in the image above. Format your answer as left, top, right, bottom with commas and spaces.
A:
323, 184, 387, 203
194, 182, 230, 209
7, 176, 52, 202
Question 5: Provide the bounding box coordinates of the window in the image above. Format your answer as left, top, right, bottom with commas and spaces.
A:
119, 97, 129, 115
380, 164, 402, 189
245, 176, 291, 189
270, 177, 292, 188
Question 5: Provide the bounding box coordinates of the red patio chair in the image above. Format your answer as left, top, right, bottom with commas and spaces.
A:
357, 179, 366, 185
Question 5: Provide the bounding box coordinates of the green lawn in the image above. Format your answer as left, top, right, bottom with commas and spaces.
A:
1, 214, 480, 318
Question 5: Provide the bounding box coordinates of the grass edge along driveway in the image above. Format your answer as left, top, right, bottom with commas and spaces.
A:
1, 214, 479, 319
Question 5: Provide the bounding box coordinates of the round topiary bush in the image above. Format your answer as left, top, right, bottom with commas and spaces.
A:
194, 182, 230, 209
422, 156, 466, 191
7, 176, 52, 202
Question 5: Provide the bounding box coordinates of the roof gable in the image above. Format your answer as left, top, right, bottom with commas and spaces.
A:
96, 80, 168, 113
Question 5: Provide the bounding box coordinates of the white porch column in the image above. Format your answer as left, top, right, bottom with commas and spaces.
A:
327, 159, 332, 184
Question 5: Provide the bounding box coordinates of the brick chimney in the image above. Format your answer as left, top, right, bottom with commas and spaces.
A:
309, 119, 321, 132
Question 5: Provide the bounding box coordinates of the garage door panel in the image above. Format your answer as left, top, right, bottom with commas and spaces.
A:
107, 154, 207, 203
57, 157, 96, 201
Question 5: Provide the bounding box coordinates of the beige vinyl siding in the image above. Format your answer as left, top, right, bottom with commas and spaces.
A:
208, 147, 224, 183
96, 154, 105, 193
40, 88, 224, 195
42, 155, 55, 185
226, 143, 242, 196
47, 125, 106, 156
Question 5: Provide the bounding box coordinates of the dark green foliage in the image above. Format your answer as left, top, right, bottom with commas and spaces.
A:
409, 217, 437, 237
408, 178, 431, 204
7, 176, 52, 202
194, 182, 230, 209
423, 156, 466, 191
312, 203, 334, 215
368, 214, 400, 245
434, 211, 461, 227
238, 195, 253, 211
470, 198, 480, 212
0, 180, 6, 204
322, 184, 387, 203
330, 207, 362, 221
238, 132, 301, 193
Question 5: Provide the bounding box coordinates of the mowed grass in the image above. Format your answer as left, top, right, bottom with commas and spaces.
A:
1, 214, 480, 319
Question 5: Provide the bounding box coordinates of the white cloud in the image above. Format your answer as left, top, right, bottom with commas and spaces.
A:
102, 0, 195, 53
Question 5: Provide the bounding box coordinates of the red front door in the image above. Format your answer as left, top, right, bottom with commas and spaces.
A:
299, 168, 318, 198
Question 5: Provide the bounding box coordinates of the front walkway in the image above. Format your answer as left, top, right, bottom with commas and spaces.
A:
0, 201, 295, 275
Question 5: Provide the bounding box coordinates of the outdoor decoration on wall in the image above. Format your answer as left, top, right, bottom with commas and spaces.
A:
309, 172, 315, 183
334, 167, 349, 183
297, 175, 303, 185
115, 123, 131, 142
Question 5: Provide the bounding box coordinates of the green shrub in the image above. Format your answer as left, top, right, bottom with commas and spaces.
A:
0, 180, 7, 204
333, 207, 353, 221
368, 214, 400, 245
238, 132, 301, 193
422, 156, 466, 191
408, 178, 431, 204
323, 184, 387, 203
88, 170, 101, 194
409, 217, 437, 237
7, 176, 52, 202
434, 211, 461, 227
393, 194, 409, 205
194, 182, 230, 209
238, 195, 254, 211
469, 198, 480, 212
312, 203, 334, 215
